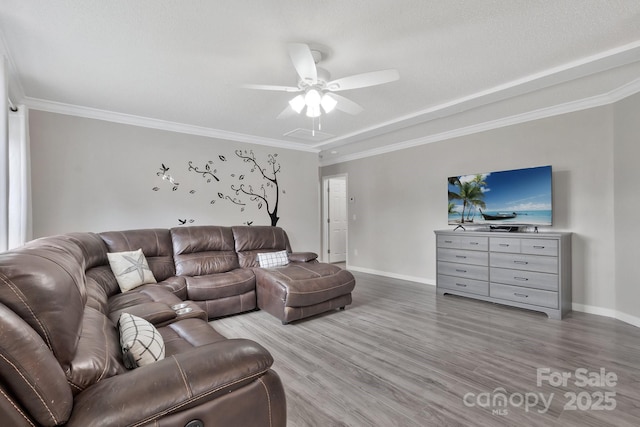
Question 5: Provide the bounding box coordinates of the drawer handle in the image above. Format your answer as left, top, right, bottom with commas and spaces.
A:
514, 277, 529, 281
513, 260, 529, 265
469, 242, 479, 245
499, 243, 510, 247
455, 269, 467, 273
533, 245, 545, 249
455, 255, 467, 259
455, 283, 467, 287
444, 240, 453, 244
513, 293, 529, 298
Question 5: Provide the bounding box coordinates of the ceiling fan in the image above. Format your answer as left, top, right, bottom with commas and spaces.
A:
243, 43, 399, 119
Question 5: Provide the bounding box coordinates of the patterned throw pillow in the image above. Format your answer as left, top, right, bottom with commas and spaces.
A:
257, 250, 289, 268
107, 249, 157, 292
117, 313, 165, 369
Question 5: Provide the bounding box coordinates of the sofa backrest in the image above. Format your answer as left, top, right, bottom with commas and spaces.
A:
100, 228, 176, 281
0, 232, 130, 426
232, 226, 292, 268
0, 236, 87, 367
171, 226, 240, 275
0, 302, 73, 426
0, 234, 94, 425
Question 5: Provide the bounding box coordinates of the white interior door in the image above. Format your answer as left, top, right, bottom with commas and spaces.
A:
327, 177, 347, 263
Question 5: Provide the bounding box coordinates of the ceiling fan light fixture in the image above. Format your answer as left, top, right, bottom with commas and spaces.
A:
306, 104, 321, 118
289, 94, 305, 113
321, 94, 337, 113
304, 88, 322, 109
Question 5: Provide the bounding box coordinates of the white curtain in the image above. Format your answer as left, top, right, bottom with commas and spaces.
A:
1, 56, 9, 251
1, 56, 31, 251
8, 106, 31, 249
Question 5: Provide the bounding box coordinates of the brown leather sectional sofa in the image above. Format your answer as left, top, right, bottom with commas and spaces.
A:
0, 225, 355, 426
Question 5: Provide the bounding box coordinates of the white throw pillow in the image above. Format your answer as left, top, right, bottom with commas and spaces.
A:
107, 249, 157, 292
118, 313, 165, 369
257, 250, 289, 268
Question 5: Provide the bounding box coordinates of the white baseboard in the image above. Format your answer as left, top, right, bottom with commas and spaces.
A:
572, 303, 640, 328
346, 265, 435, 286
571, 303, 617, 318
346, 266, 640, 328
615, 311, 640, 328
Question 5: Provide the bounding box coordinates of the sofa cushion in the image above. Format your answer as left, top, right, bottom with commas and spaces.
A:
160, 318, 227, 355
109, 301, 177, 326
107, 249, 157, 292
67, 307, 125, 395
288, 252, 318, 262
232, 226, 292, 268
157, 275, 188, 300
185, 269, 256, 301
64, 232, 109, 270
86, 265, 121, 298
118, 313, 166, 369
171, 226, 240, 275
254, 263, 356, 307
100, 229, 176, 281
85, 275, 110, 314
257, 250, 289, 268
108, 283, 184, 320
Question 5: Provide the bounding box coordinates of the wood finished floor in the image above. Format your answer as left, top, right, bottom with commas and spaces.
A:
212, 271, 640, 427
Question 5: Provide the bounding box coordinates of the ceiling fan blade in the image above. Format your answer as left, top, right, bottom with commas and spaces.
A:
241, 84, 301, 92
326, 69, 399, 91
288, 43, 317, 84
276, 104, 298, 119
328, 93, 364, 115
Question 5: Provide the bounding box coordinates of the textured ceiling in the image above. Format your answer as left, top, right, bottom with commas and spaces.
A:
2, 1, 640, 163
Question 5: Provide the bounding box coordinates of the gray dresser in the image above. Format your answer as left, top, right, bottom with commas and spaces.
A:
435, 230, 572, 319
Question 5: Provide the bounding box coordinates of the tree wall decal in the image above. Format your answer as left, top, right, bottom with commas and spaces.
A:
188, 160, 219, 182
230, 150, 283, 226
171, 150, 285, 226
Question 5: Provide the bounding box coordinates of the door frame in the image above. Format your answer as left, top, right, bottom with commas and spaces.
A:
321, 173, 348, 264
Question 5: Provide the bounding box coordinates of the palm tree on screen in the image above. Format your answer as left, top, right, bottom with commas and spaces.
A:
448, 176, 486, 223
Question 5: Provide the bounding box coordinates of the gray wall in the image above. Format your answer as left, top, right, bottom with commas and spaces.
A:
27, 96, 640, 323
29, 110, 320, 252
613, 92, 640, 322
322, 106, 619, 314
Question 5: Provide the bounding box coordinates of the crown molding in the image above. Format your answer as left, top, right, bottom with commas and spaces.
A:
7, 22, 640, 161
320, 76, 640, 167
23, 97, 320, 154
314, 40, 640, 151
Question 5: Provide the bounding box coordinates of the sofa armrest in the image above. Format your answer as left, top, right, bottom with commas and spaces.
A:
288, 251, 318, 262
66, 339, 274, 426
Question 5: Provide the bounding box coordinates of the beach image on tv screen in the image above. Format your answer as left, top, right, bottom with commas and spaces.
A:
448, 165, 552, 226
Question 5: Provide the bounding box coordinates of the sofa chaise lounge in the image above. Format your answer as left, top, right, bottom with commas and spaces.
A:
0, 225, 355, 426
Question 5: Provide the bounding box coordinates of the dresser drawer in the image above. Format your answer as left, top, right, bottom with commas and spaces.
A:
438, 261, 488, 281
438, 275, 488, 296
437, 248, 488, 266
437, 234, 488, 251
490, 267, 558, 291
490, 237, 521, 253
437, 234, 460, 249
459, 236, 488, 251
521, 239, 558, 256
490, 252, 557, 274
490, 283, 558, 309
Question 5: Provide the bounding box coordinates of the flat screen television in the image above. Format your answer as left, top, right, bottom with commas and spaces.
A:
448, 165, 552, 226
